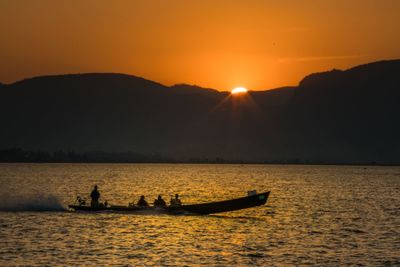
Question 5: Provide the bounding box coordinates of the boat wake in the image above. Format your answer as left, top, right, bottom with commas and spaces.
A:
0, 193, 66, 212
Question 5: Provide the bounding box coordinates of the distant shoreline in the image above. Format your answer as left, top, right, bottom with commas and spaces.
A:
1, 162, 399, 167
1, 148, 399, 166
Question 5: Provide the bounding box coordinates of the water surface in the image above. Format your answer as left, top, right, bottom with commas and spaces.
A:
0, 164, 399, 266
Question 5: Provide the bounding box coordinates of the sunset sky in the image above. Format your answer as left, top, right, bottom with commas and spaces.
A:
1, 0, 400, 91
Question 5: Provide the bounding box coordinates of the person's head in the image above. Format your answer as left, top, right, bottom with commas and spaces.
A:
175, 194, 179, 199
158, 195, 162, 200
140, 195, 145, 199
94, 185, 98, 190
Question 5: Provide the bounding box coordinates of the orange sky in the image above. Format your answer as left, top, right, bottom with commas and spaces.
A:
1, 0, 400, 91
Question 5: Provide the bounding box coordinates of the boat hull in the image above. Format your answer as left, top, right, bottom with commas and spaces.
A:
68, 191, 270, 215
181, 191, 270, 215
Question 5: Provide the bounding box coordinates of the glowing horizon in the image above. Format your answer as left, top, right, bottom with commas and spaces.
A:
1, 1, 400, 91
231, 87, 248, 95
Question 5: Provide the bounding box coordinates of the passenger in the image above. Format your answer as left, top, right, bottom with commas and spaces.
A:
90, 185, 100, 207
77, 196, 86, 206
153, 195, 167, 207
137, 195, 149, 207
170, 194, 182, 207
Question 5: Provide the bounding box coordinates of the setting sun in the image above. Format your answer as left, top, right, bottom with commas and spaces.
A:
231, 87, 248, 95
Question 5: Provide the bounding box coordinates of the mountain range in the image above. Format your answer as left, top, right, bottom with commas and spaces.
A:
1, 60, 399, 164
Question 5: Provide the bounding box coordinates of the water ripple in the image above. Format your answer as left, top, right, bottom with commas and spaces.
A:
0, 164, 399, 266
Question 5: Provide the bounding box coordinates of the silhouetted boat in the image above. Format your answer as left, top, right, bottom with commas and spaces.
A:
180, 191, 270, 214
68, 191, 270, 215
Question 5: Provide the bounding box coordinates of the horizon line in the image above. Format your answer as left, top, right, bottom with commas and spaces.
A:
2, 58, 399, 92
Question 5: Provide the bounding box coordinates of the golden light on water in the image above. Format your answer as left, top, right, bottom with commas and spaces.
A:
231, 87, 248, 95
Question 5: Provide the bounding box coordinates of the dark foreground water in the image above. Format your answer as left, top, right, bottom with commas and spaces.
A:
0, 164, 399, 266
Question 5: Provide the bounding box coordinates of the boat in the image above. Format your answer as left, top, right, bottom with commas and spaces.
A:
180, 191, 270, 214
68, 191, 270, 215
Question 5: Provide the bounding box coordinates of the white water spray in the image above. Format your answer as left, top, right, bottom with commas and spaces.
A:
0, 192, 66, 211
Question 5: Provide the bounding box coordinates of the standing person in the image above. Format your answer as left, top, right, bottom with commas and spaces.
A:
90, 185, 100, 207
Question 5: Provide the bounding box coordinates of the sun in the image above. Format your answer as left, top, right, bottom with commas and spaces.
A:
231, 87, 248, 95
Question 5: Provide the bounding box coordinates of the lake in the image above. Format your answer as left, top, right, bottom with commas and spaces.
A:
0, 163, 399, 266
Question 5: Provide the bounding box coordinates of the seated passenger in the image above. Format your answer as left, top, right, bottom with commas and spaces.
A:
170, 194, 182, 207
77, 196, 86, 206
153, 195, 167, 207
137, 195, 149, 207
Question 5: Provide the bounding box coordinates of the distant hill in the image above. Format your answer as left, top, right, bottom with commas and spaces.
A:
1, 60, 399, 164
169, 84, 222, 96
251, 86, 295, 107
284, 60, 400, 163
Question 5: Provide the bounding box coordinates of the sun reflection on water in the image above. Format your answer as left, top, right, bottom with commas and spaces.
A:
0, 164, 399, 265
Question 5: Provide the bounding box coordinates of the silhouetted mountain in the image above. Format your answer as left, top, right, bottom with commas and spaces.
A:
1, 60, 399, 164
170, 84, 222, 97
251, 86, 295, 107
0, 73, 228, 157
284, 60, 400, 163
